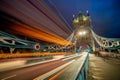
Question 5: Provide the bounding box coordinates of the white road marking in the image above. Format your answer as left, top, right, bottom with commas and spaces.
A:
1, 75, 16, 80
62, 56, 76, 61
33, 60, 75, 80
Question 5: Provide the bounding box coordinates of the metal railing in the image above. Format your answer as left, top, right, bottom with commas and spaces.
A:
74, 52, 89, 80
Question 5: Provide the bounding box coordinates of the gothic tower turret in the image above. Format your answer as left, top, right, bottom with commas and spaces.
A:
73, 11, 93, 51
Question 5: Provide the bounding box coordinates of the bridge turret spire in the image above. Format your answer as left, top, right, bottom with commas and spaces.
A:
72, 14, 75, 20
78, 11, 83, 22
86, 10, 90, 16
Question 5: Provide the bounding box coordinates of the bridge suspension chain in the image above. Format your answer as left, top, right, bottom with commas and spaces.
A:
91, 29, 120, 50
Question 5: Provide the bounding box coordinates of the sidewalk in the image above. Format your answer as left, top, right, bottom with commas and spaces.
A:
88, 54, 120, 80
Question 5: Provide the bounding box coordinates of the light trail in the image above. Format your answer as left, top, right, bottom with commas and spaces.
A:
11, 24, 72, 46
1, 75, 16, 80
0, 0, 73, 46
49, 63, 71, 80
0, 0, 72, 38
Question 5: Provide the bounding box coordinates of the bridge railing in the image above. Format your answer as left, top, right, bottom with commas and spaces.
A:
74, 52, 89, 80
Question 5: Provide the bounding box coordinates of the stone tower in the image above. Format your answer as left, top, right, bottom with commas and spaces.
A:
73, 11, 95, 51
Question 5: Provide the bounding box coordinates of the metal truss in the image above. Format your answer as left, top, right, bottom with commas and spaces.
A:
91, 29, 120, 50
0, 31, 40, 49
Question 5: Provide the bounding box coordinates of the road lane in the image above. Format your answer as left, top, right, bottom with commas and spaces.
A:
48, 62, 72, 80
0, 54, 81, 80
46, 52, 88, 80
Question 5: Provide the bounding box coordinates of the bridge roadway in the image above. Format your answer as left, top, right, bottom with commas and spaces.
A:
0, 52, 87, 80
45, 53, 87, 80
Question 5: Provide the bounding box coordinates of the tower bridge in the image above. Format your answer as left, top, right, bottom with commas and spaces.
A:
0, 11, 120, 54
0, 0, 120, 80
72, 11, 120, 53
72, 11, 94, 52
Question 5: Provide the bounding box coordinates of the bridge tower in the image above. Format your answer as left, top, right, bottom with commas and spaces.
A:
72, 11, 95, 52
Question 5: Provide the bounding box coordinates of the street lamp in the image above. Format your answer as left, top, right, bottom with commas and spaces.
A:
78, 31, 87, 35
83, 31, 87, 35
78, 32, 83, 35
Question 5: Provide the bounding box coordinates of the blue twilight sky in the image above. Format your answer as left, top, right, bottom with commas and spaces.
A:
44, 0, 120, 38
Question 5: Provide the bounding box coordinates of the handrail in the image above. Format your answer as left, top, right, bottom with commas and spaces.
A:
74, 52, 89, 80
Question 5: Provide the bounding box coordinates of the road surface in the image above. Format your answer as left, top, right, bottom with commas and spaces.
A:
0, 54, 82, 80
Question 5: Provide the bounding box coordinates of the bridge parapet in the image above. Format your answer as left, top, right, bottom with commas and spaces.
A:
73, 52, 89, 80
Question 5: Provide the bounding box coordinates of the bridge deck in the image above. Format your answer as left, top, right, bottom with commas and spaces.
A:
89, 53, 120, 80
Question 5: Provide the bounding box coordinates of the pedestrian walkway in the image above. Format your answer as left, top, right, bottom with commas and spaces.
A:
88, 54, 120, 80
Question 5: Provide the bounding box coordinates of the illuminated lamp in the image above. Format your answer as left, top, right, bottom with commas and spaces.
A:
34, 43, 40, 50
